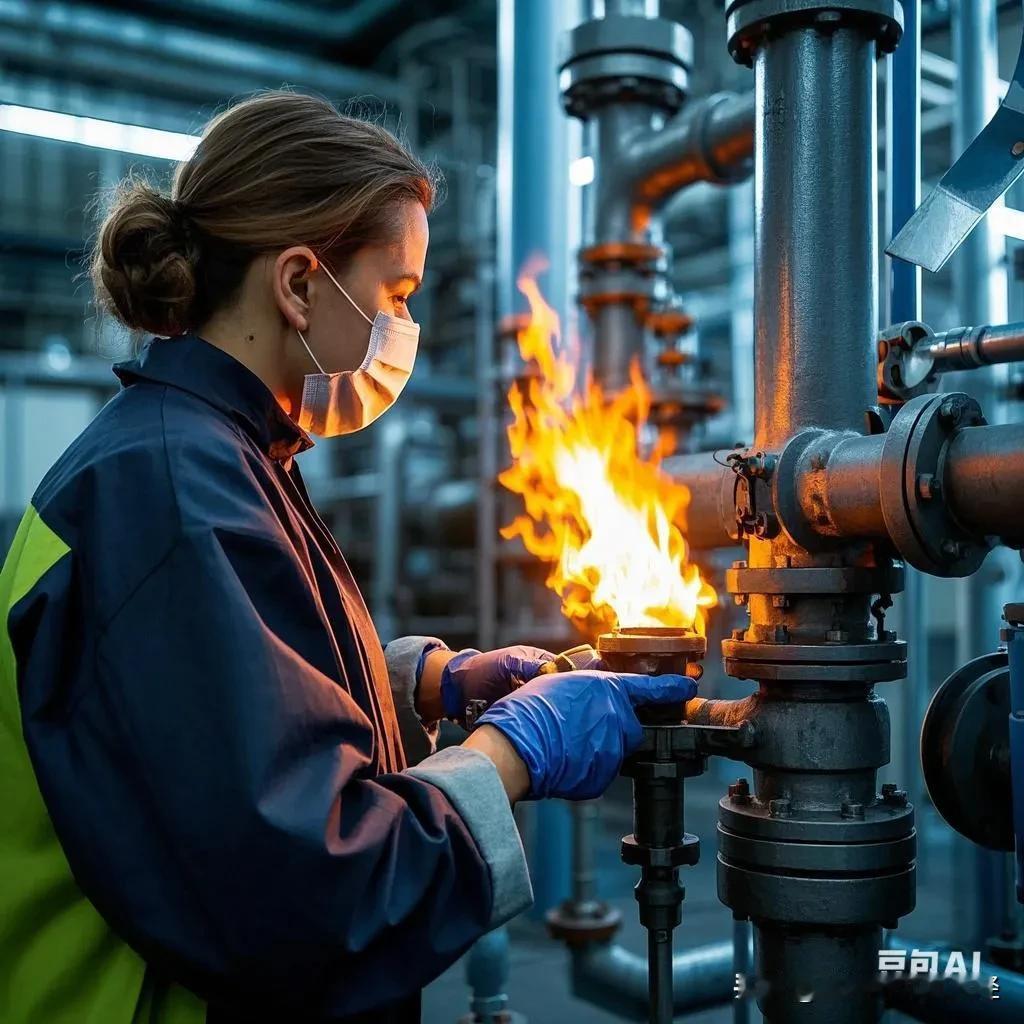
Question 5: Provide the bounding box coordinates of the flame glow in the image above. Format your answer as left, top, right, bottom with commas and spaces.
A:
499, 262, 717, 639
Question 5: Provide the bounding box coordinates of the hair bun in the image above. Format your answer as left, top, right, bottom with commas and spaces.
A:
91, 179, 202, 336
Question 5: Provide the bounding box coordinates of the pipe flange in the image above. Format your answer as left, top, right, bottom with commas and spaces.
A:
724, 657, 905, 683
723, 638, 906, 683
718, 820, 916, 875
580, 241, 665, 267
879, 392, 993, 577
720, 795, 913, 844
726, 563, 904, 596
546, 901, 622, 947
649, 385, 728, 433
920, 650, 1014, 852
718, 797, 915, 926
721, 638, 906, 663
718, 853, 915, 926
599, 626, 707, 657
560, 15, 693, 118
725, 0, 903, 67
621, 833, 700, 868
579, 243, 667, 311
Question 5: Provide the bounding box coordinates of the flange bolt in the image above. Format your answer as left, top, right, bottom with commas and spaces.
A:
728, 778, 751, 804
916, 473, 941, 501
881, 783, 908, 807
768, 798, 792, 818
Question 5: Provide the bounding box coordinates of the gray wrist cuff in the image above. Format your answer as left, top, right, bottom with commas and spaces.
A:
384, 635, 447, 765
407, 745, 533, 927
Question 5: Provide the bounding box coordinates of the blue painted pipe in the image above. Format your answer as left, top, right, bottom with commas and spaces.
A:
889, 0, 920, 325
1004, 612, 1024, 904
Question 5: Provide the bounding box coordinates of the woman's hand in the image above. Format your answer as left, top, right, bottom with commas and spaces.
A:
419, 645, 554, 727
475, 669, 698, 801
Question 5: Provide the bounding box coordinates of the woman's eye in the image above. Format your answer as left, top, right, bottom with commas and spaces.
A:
392, 295, 409, 308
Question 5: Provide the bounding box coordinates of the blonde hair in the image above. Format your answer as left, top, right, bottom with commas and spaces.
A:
91, 91, 437, 337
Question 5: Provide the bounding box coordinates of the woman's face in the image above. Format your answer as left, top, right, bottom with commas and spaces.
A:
301, 198, 429, 374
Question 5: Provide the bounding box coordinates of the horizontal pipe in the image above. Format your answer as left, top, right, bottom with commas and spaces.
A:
570, 939, 739, 1021
145, 0, 401, 42
0, 0, 410, 103
599, 93, 755, 241
629, 92, 756, 206
945, 423, 1024, 544
663, 451, 737, 551
925, 321, 1024, 372
802, 433, 889, 540
884, 935, 1024, 1022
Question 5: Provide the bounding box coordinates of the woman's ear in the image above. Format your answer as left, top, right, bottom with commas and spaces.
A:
273, 246, 318, 332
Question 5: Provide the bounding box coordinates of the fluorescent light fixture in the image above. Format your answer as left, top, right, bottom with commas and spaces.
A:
569, 155, 595, 187
0, 103, 199, 161
989, 201, 1024, 242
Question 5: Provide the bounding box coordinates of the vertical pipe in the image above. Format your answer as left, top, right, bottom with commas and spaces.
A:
733, 917, 751, 1024
729, 179, 755, 445
886, 0, 928, 880
649, 930, 673, 1024
475, 168, 498, 653
753, 25, 877, 449
949, 0, 1009, 953
496, 0, 577, 917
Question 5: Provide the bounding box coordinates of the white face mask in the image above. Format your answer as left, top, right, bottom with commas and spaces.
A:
296, 261, 420, 437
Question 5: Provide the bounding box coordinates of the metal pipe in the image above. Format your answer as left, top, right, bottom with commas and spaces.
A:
0, 0, 409, 103
945, 423, 1024, 545
569, 939, 740, 1020
807, 433, 889, 541
610, 92, 756, 217
497, 0, 576, 918
733, 918, 750, 1024
662, 451, 736, 551
474, 169, 498, 652
722, 7, 911, 1021
950, 0, 1007, 950
144, 0, 401, 42
924, 321, 1024, 371
753, 23, 878, 450
883, 944, 1023, 1021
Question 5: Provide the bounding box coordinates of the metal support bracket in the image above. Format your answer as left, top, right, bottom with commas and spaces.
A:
887, 23, 1024, 272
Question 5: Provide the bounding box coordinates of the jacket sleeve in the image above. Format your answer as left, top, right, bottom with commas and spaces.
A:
23, 518, 531, 1019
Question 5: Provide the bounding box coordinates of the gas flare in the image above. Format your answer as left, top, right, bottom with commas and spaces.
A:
499, 262, 717, 639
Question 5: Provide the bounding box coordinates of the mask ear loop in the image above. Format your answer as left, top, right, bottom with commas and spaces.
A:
296, 254, 327, 373
318, 261, 374, 326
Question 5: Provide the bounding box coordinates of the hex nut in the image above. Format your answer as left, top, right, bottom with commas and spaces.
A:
916, 473, 941, 501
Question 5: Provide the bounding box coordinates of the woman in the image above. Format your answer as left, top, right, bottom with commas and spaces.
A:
0, 91, 694, 1024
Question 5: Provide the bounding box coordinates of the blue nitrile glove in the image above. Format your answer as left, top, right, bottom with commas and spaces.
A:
477, 670, 698, 800
438, 646, 555, 726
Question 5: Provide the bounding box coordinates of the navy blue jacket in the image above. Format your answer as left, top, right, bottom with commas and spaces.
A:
0, 335, 530, 1024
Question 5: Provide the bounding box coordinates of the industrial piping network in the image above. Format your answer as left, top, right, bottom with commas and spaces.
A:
538, 1, 1024, 1022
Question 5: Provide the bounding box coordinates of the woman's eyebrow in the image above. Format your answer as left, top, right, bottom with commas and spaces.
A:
391, 272, 423, 293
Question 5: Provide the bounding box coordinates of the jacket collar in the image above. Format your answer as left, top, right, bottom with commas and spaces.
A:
113, 334, 314, 461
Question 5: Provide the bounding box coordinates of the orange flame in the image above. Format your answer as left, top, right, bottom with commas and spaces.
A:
499, 262, 717, 639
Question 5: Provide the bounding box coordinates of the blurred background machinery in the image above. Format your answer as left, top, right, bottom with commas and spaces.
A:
5, 1, 1024, 1022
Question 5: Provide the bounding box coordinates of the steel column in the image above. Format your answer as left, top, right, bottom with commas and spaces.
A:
752, 23, 878, 449
886, 0, 928, 880
496, 0, 577, 917
722, 5, 910, 1022
950, 0, 1009, 953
